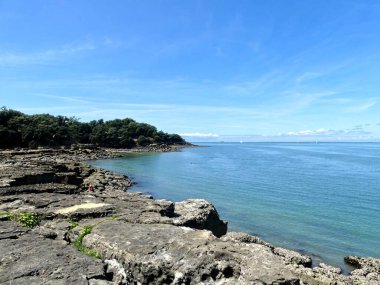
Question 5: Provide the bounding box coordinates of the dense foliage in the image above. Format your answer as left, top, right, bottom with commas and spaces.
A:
0, 107, 186, 149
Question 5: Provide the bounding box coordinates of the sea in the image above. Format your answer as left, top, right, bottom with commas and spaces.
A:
90, 142, 380, 271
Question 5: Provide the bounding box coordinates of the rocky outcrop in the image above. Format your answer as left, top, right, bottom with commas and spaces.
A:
221, 232, 312, 267
0, 148, 379, 285
344, 256, 380, 283
173, 199, 228, 237
80, 221, 299, 284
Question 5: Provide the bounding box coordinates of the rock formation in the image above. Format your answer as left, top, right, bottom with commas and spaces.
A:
0, 148, 379, 284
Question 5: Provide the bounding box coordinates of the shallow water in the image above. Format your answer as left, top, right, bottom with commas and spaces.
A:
90, 142, 380, 270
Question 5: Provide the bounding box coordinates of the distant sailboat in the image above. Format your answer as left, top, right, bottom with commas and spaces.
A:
240, 140, 243, 144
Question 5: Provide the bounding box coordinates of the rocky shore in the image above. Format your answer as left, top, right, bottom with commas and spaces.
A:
0, 148, 379, 284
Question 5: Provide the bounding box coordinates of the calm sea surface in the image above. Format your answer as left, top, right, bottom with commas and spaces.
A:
90, 142, 380, 270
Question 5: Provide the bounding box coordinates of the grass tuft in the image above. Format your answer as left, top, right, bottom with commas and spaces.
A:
73, 225, 102, 259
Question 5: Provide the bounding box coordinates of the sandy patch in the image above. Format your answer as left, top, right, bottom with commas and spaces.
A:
56, 203, 109, 214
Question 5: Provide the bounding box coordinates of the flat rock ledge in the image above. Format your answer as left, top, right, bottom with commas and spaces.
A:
0, 149, 379, 285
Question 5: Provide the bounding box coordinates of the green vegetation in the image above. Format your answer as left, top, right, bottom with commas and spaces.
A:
17, 212, 39, 228
0, 107, 186, 149
1, 212, 39, 228
73, 225, 102, 259
0, 212, 11, 219
68, 218, 79, 229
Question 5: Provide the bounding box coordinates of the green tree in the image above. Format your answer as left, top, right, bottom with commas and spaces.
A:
137, 135, 152, 147
0, 108, 186, 149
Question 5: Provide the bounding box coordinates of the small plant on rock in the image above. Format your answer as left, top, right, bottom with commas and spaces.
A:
68, 218, 79, 229
17, 212, 39, 228
1, 212, 39, 228
73, 225, 102, 259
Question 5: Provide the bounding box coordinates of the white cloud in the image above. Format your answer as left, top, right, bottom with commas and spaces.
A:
179, 132, 219, 137
280, 126, 373, 138
286, 128, 331, 136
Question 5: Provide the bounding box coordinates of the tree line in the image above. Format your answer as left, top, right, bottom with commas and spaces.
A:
0, 107, 186, 149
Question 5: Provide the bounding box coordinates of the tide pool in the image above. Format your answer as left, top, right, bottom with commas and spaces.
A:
90, 142, 380, 270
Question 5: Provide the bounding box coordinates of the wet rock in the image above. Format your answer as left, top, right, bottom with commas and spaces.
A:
292, 260, 380, 285
345, 256, 380, 273
222, 232, 312, 267
221, 231, 274, 247
273, 247, 312, 267
345, 256, 380, 284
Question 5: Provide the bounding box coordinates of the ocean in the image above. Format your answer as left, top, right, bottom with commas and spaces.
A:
90, 142, 380, 270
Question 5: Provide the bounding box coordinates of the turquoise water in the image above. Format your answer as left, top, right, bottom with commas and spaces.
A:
90, 143, 380, 270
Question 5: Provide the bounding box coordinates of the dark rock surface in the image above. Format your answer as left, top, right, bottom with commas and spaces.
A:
0, 148, 379, 284
0, 222, 108, 285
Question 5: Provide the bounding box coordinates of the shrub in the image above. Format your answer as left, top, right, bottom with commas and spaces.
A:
1, 212, 39, 228
17, 212, 39, 228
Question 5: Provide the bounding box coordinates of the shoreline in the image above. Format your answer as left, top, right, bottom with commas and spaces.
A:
90, 146, 376, 274
0, 147, 379, 284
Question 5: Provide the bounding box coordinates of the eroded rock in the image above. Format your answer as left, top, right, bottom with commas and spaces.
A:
83, 220, 300, 284
173, 199, 228, 237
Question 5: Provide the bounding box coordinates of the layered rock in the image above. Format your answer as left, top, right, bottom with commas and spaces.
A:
0, 224, 108, 285
0, 148, 379, 284
80, 221, 299, 284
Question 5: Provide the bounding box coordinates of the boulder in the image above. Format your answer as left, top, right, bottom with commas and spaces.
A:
173, 199, 228, 237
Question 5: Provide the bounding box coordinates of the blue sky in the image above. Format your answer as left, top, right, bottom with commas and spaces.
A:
1, 0, 380, 141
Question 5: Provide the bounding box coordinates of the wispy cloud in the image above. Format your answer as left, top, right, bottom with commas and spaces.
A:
279, 126, 373, 138
34, 94, 93, 104
342, 99, 377, 113
296, 72, 323, 83
288, 91, 336, 109
17, 101, 262, 119
221, 71, 283, 96
6, 74, 341, 124
319, 96, 379, 113
0, 43, 95, 66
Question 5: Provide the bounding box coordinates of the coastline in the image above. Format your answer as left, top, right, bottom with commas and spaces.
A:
0, 147, 379, 284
